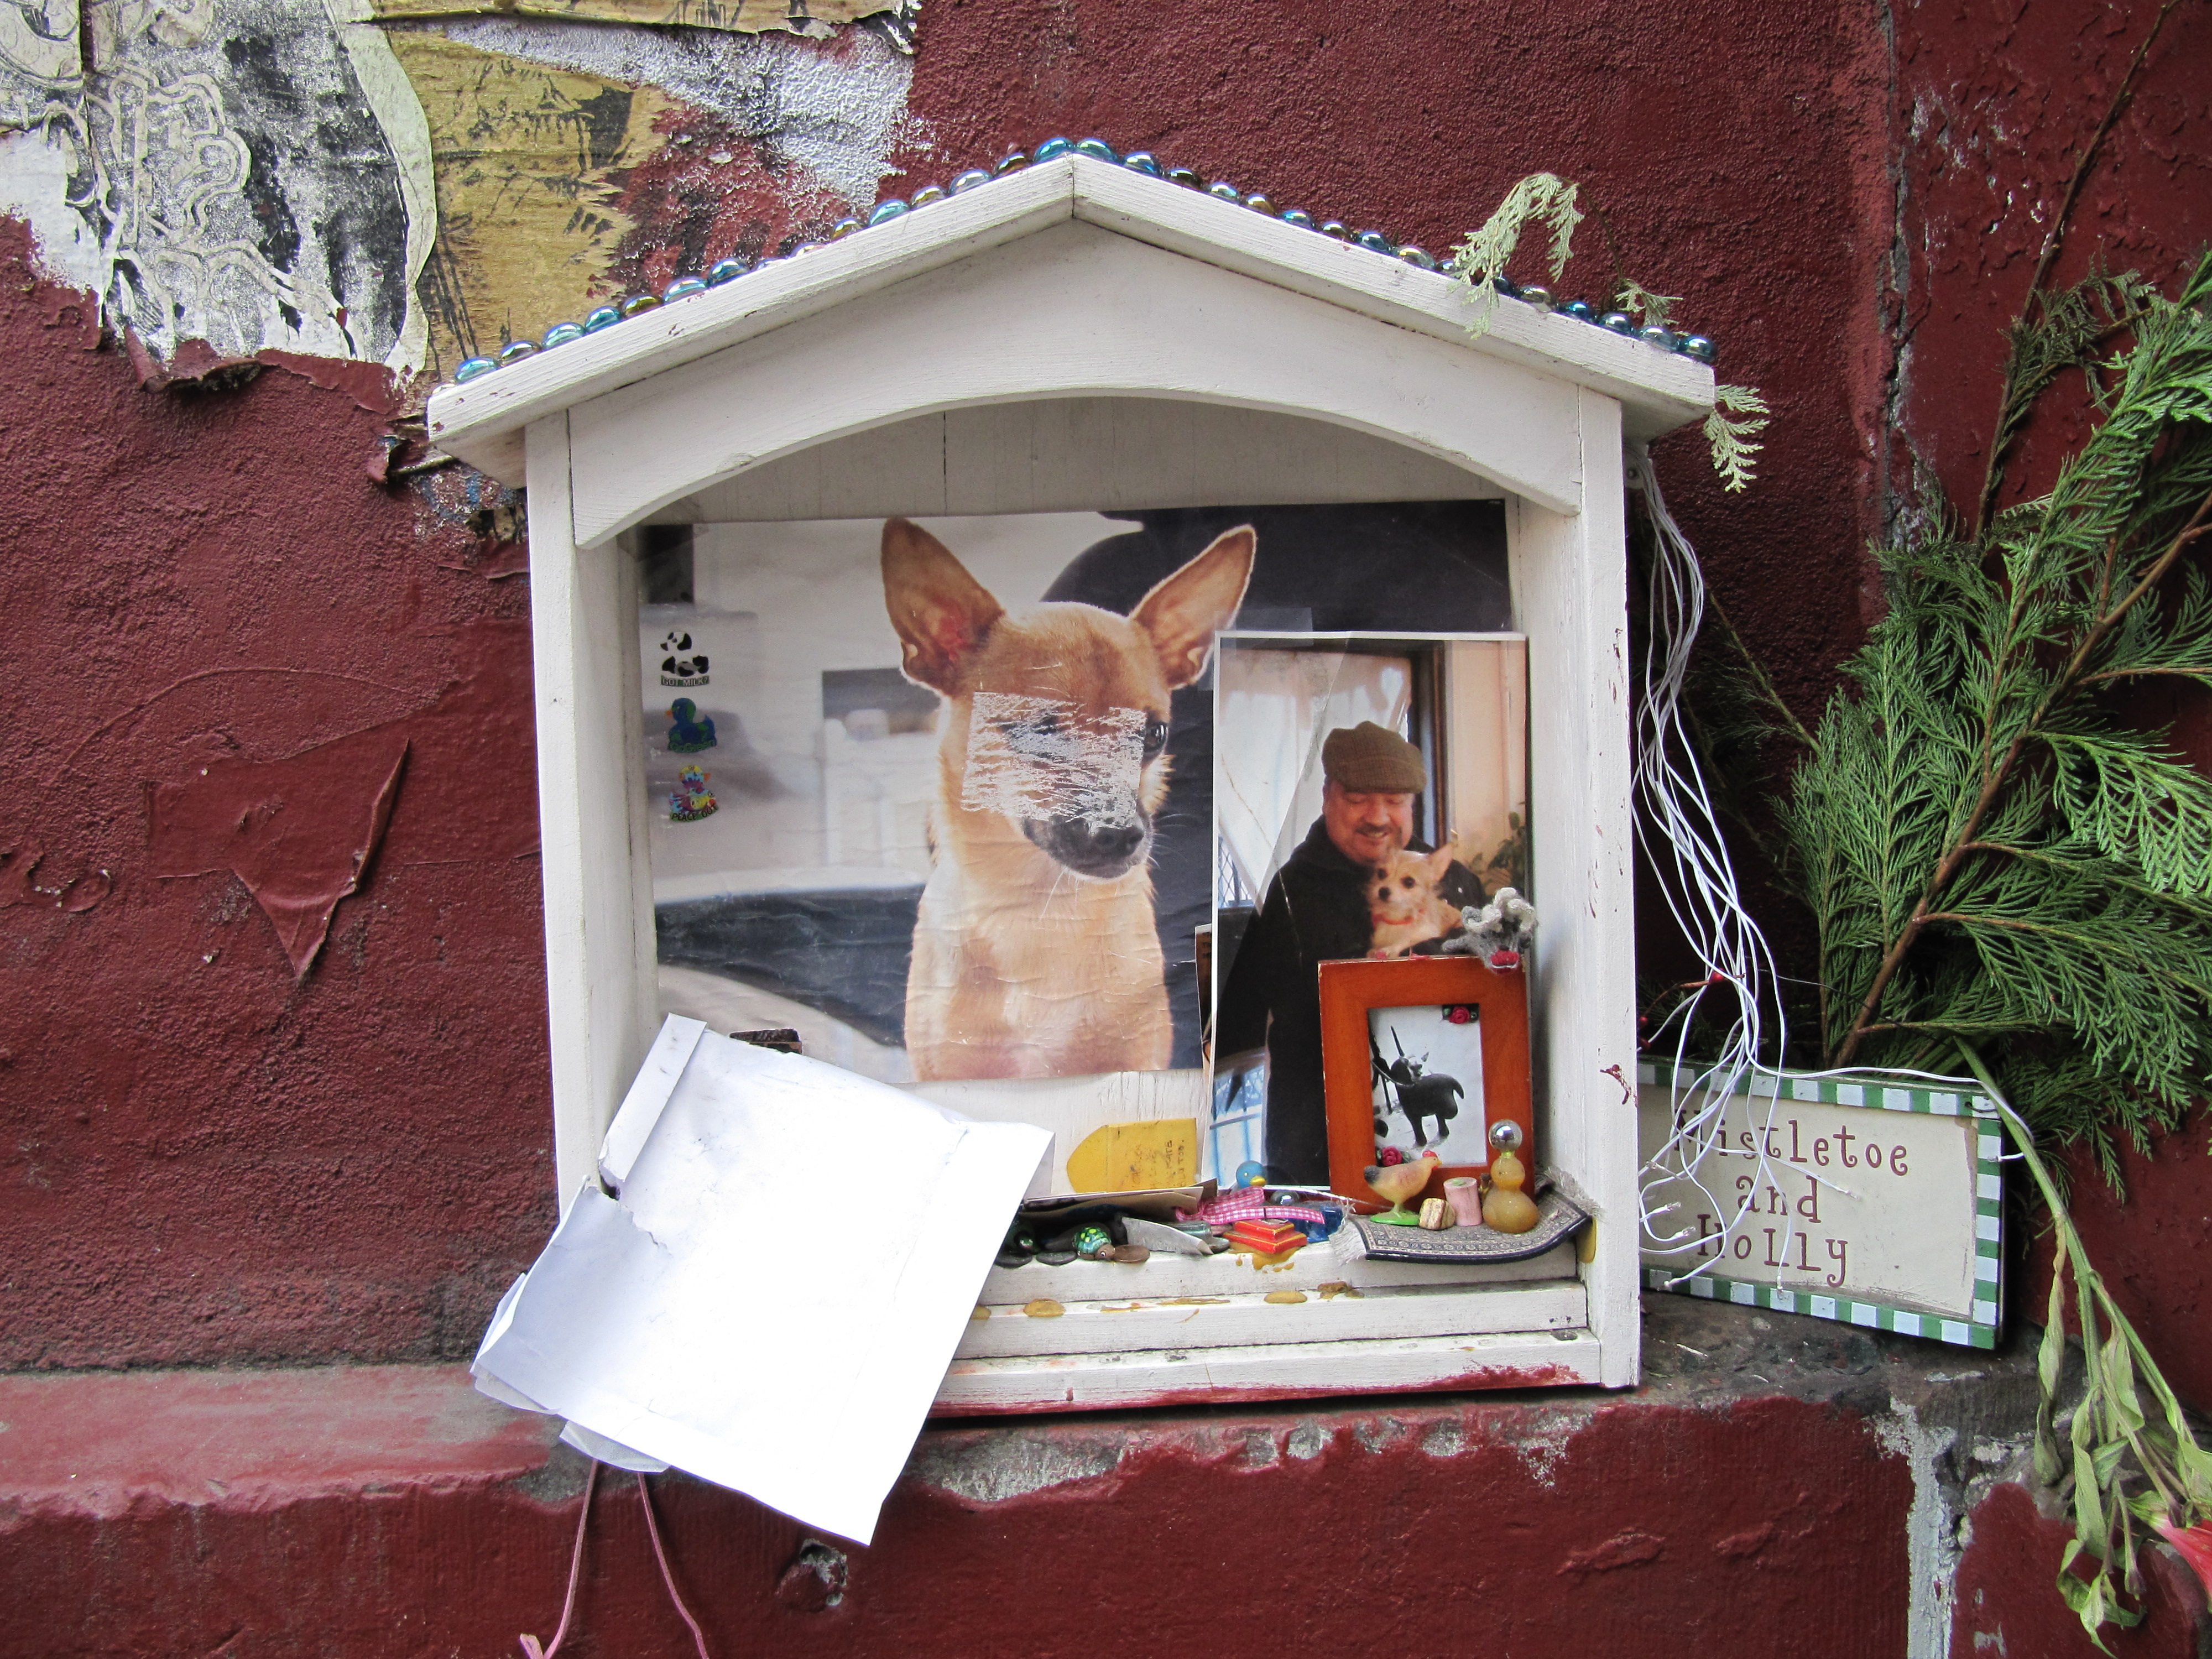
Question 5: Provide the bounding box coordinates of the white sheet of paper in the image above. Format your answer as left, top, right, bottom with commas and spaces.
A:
473, 1019, 1050, 1544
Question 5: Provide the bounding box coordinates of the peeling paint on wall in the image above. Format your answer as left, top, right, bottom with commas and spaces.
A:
373, 0, 902, 38
0, 0, 79, 129
441, 18, 914, 208
1874, 1400, 1960, 1659
0, 0, 907, 374
387, 30, 672, 373
149, 726, 409, 975
133, 620, 538, 979
0, 0, 434, 369
393, 20, 911, 369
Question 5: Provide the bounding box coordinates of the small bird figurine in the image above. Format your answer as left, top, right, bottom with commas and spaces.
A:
1363, 1148, 1441, 1225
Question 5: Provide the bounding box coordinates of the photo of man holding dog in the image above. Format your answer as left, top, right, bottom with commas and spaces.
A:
647, 502, 1512, 1104
1215, 721, 1485, 1183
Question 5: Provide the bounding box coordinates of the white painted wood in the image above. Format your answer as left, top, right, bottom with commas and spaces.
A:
1506, 390, 1640, 1387
565, 221, 1587, 545
933, 1328, 1605, 1413
430, 163, 1076, 483
646, 399, 1500, 524
1068, 158, 1712, 444
504, 156, 1699, 1399
957, 1278, 1587, 1360
428, 156, 1710, 486
525, 415, 660, 1213
977, 1236, 1578, 1306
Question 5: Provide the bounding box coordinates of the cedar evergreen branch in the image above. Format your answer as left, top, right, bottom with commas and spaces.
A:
1781, 249, 2212, 1172
1451, 121, 2212, 1634
1763, 248, 2212, 1640
1444, 176, 1770, 491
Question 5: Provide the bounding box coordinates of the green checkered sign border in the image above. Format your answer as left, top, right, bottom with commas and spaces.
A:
1637, 1061, 2004, 1350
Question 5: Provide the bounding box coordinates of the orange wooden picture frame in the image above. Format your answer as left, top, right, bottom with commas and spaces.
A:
1318, 956, 1533, 1213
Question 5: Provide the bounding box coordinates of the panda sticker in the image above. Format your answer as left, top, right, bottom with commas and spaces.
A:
659, 630, 709, 688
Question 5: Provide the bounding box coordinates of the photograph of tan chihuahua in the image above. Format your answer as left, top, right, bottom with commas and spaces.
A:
883, 517, 1255, 1081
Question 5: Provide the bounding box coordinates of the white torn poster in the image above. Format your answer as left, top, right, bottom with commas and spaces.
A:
472, 1015, 1050, 1545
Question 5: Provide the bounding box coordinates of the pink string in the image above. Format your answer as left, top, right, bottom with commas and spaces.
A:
519, 1458, 601, 1659
515, 1458, 713, 1659
637, 1470, 714, 1659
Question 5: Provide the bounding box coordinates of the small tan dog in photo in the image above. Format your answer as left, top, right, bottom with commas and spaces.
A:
1366, 843, 1469, 958
883, 517, 1255, 1080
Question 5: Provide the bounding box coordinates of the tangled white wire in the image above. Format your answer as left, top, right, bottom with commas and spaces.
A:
1626, 446, 1978, 1287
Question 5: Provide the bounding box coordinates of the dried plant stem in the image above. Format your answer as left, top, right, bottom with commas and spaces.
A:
1973, 0, 2182, 535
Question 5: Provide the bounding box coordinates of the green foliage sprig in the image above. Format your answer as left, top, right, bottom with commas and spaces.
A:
1448, 173, 1769, 490
1583, 6, 2203, 1632
1445, 171, 1583, 329
1614, 279, 1680, 329
1958, 1045, 2212, 1642
1705, 385, 1770, 494
1766, 251, 2212, 1640
1781, 252, 2212, 1164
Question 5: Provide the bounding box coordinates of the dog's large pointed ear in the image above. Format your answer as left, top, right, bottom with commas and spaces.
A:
882, 518, 1004, 695
1129, 525, 1256, 690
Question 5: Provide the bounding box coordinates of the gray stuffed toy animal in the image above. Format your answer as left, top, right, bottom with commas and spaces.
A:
1441, 886, 1537, 964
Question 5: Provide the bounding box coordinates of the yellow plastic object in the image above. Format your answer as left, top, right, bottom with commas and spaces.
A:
1066, 1118, 1199, 1192
1481, 1149, 1541, 1234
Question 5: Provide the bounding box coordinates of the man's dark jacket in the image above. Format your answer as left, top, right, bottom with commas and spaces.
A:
1215, 817, 1483, 1183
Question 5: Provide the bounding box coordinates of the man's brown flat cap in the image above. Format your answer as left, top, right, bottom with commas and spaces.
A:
1321, 721, 1426, 792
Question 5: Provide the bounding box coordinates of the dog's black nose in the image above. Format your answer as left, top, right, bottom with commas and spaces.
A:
1084, 823, 1144, 860
1028, 815, 1149, 877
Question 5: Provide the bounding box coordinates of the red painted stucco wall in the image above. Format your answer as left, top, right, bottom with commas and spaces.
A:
0, 1361, 1933, 1659
900, 0, 1901, 716
3, 2, 2211, 1652
4, 0, 2204, 1386
0, 0, 1933, 1373
0, 220, 556, 1369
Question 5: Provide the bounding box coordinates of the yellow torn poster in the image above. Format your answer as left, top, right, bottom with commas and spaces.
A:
387, 30, 672, 375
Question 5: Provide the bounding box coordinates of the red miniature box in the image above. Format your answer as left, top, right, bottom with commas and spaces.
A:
1227, 1218, 1307, 1254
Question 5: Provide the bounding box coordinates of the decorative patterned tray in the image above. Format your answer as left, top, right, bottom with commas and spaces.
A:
1337, 1187, 1588, 1264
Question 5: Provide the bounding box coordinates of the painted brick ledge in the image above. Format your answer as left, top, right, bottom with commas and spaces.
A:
0, 1296, 2201, 1659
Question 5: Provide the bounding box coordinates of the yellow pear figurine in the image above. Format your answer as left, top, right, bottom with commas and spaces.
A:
1482, 1120, 1540, 1234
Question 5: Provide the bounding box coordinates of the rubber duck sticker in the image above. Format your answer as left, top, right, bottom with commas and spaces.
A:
659, 630, 709, 689
666, 698, 718, 753
670, 764, 718, 822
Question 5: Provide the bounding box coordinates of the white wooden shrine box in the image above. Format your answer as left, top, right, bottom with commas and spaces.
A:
427, 154, 1713, 1410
